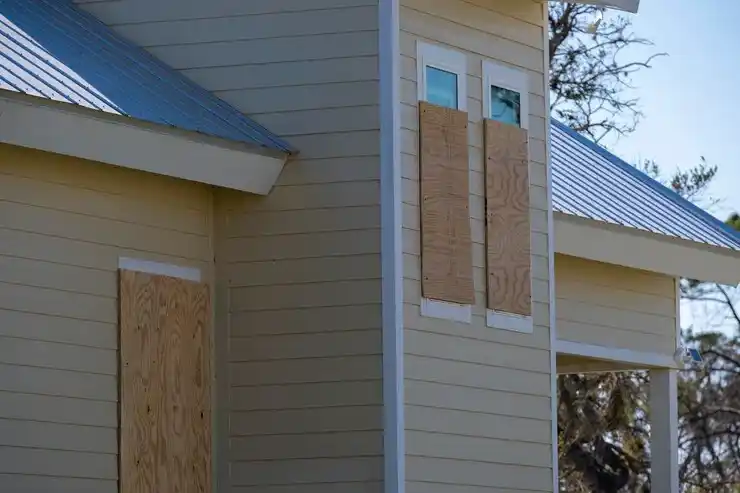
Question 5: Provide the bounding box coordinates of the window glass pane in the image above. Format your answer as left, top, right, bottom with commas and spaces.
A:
426, 66, 458, 109
490, 85, 521, 126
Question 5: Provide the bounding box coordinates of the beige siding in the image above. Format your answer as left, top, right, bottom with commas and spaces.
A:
0, 144, 212, 493
400, 1, 553, 492
79, 1, 384, 491
556, 254, 678, 356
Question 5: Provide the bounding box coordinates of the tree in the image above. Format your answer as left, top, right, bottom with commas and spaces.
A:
678, 265, 740, 492
549, 3, 665, 142
548, 5, 740, 492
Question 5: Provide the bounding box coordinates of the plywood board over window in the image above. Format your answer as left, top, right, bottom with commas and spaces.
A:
419, 100, 474, 305
485, 119, 531, 316
119, 269, 211, 493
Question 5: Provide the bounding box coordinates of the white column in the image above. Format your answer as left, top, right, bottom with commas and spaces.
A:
649, 369, 679, 493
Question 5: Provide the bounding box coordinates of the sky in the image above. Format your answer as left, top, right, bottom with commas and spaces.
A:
596, 0, 740, 335
602, 0, 740, 220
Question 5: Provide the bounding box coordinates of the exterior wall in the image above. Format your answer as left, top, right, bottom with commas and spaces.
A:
555, 254, 678, 356
75, 1, 385, 492
399, 1, 554, 492
0, 144, 212, 492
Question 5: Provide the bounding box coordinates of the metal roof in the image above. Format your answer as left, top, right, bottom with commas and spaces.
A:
0, 0, 293, 153
552, 119, 740, 251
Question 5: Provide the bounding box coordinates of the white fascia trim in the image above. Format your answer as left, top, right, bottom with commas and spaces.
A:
0, 92, 288, 195
421, 298, 472, 323
481, 60, 530, 130
559, 0, 640, 13
555, 340, 680, 369
554, 212, 740, 286
380, 0, 404, 492
416, 41, 467, 110
486, 310, 533, 333
118, 257, 201, 282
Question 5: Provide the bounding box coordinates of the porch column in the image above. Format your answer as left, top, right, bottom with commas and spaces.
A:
649, 369, 679, 493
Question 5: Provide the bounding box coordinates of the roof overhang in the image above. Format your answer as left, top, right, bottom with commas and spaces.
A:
555, 212, 740, 286
0, 91, 289, 195
552, 0, 640, 13
556, 344, 678, 373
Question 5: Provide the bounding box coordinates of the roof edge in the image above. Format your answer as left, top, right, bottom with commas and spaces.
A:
0, 90, 289, 195
2, 0, 296, 154
551, 119, 740, 249
555, 212, 740, 285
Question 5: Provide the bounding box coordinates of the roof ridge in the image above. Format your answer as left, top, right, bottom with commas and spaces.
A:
551, 119, 740, 249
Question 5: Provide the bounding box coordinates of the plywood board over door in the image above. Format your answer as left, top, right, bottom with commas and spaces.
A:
419, 101, 474, 305
119, 269, 211, 493
484, 119, 531, 316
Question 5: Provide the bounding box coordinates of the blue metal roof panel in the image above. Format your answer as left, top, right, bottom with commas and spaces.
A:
0, 0, 293, 153
552, 120, 740, 251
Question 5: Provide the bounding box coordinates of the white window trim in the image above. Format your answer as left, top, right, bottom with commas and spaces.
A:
421, 298, 472, 323
486, 309, 533, 333
483, 59, 532, 332
485, 272, 533, 332
482, 60, 529, 130
416, 41, 471, 323
417, 41, 467, 111
119, 257, 201, 282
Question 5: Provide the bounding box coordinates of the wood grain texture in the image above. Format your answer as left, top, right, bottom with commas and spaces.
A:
119, 269, 211, 493
484, 119, 531, 316
419, 101, 474, 305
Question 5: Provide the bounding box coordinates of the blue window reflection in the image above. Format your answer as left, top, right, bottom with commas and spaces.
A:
426, 66, 458, 109
490, 85, 521, 126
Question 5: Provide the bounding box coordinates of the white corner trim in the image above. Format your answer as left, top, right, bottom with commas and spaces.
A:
542, 2, 559, 491
416, 41, 467, 111
555, 340, 680, 369
0, 92, 288, 195
380, 0, 404, 492
481, 60, 530, 130
486, 310, 533, 333
421, 298, 472, 323
119, 257, 201, 282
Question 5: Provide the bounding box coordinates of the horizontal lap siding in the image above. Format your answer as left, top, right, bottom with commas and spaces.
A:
80, 1, 384, 491
399, 1, 553, 492
0, 144, 212, 493
555, 254, 678, 356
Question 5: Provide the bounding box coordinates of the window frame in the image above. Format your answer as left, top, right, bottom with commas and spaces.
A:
416, 41, 472, 324
482, 60, 529, 130
417, 42, 467, 111
482, 60, 533, 333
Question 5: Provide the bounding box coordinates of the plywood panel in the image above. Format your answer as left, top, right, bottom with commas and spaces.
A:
119, 269, 211, 493
419, 101, 474, 304
484, 119, 531, 316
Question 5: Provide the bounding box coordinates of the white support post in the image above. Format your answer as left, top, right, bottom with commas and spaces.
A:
649, 369, 679, 493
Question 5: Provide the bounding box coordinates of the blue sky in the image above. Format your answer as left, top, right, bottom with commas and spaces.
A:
601, 0, 740, 221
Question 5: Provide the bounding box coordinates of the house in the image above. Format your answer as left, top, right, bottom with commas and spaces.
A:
0, 0, 738, 493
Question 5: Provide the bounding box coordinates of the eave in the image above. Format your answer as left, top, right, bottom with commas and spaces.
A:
554, 212, 740, 286
551, 0, 640, 13
0, 91, 289, 195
